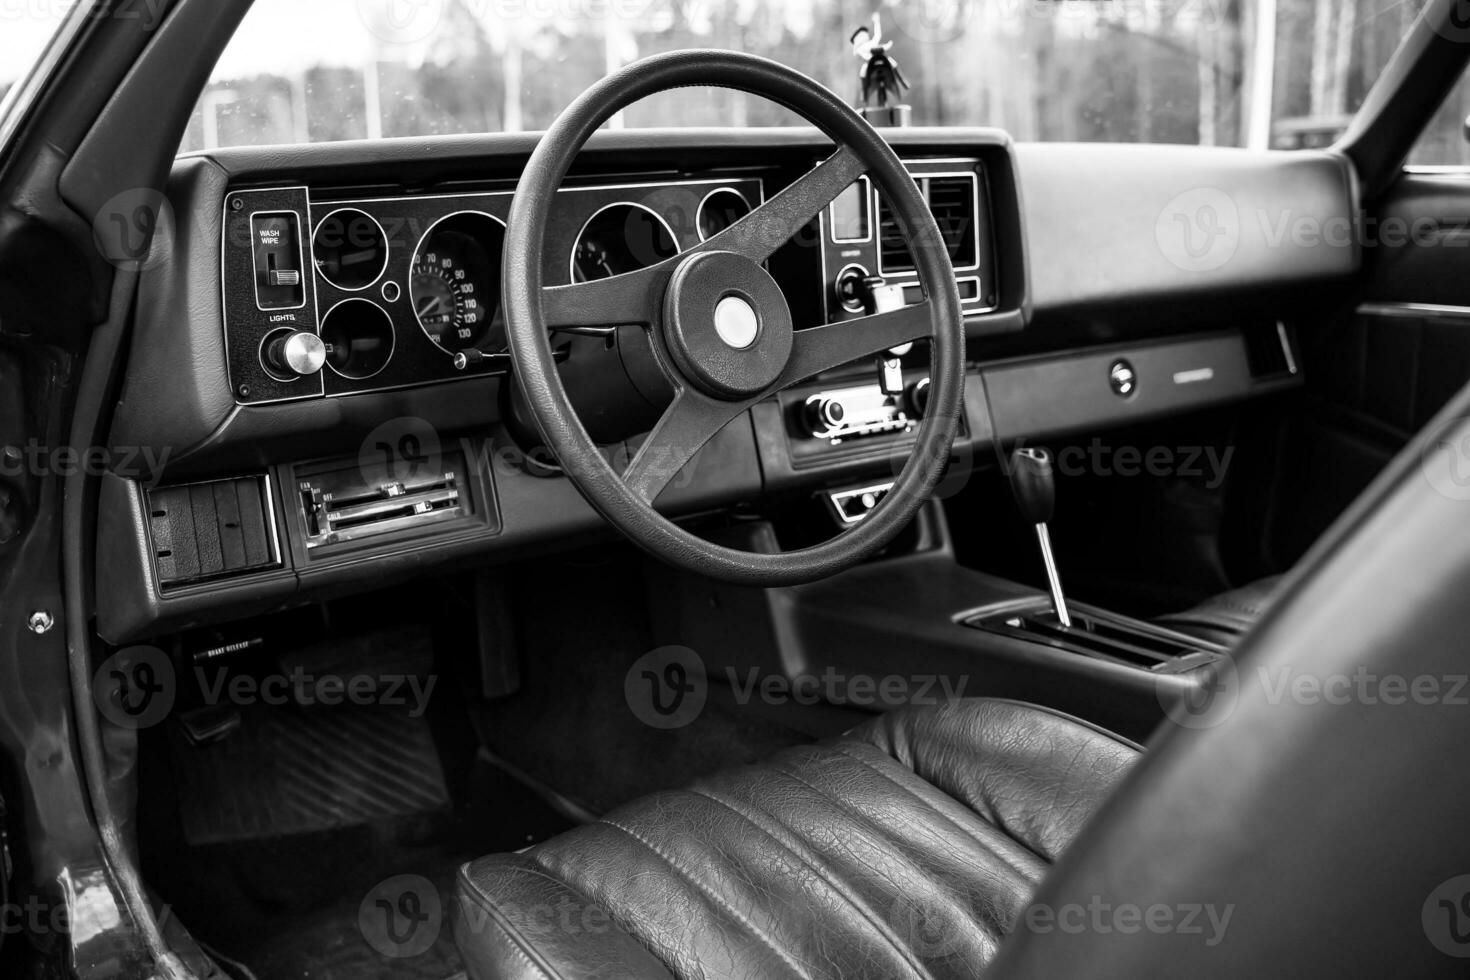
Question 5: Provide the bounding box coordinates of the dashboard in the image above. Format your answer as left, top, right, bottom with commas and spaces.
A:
94, 127, 1352, 643
222, 160, 997, 406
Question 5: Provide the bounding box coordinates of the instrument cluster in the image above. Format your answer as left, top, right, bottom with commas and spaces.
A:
221, 176, 764, 405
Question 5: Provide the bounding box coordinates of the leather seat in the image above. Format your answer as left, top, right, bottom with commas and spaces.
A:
1155, 574, 1282, 646
453, 699, 1139, 979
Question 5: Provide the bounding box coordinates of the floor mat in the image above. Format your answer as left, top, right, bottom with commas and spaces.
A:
244, 861, 466, 980
170, 703, 451, 845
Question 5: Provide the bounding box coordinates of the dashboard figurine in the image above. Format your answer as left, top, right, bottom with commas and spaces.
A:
850, 13, 910, 125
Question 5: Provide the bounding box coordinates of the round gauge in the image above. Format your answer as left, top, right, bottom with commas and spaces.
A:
571, 203, 679, 283
697, 188, 752, 241
313, 208, 389, 290
410, 212, 506, 355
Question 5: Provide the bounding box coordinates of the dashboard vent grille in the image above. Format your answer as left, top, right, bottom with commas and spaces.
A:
879, 175, 979, 275
148, 476, 281, 589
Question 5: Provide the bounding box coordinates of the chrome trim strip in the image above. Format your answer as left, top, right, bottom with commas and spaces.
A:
247, 209, 308, 312
825, 482, 894, 525
1275, 321, 1299, 375
221, 185, 325, 406
816, 158, 997, 323
695, 186, 753, 243
319, 296, 396, 381
1357, 301, 1470, 319
311, 206, 391, 292
876, 170, 983, 278
568, 200, 680, 284
828, 175, 873, 244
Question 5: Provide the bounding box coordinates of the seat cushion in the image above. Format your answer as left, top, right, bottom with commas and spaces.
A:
1155, 574, 1283, 646
453, 699, 1140, 979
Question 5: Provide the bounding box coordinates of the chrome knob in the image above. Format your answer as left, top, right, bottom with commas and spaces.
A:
265, 330, 326, 377
804, 395, 846, 435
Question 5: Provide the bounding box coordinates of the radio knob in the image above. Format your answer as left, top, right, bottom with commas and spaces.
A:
804, 395, 846, 435
263, 330, 326, 378
906, 377, 931, 418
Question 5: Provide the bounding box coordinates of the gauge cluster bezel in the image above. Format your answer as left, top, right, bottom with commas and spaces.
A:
221, 176, 765, 405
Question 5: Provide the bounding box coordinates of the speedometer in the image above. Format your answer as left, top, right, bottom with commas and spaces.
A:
410, 212, 506, 354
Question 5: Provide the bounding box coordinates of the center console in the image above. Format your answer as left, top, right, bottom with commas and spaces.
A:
648, 504, 1225, 742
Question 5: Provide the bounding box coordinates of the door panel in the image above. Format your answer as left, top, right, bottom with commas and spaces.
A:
1263, 172, 1470, 568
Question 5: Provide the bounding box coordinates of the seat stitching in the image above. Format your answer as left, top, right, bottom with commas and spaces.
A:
763, 759, 1014, 955
827, 742, 1039, 867
519, 849, 682, 978
602, 814, 814, 980
456, 864, 562, 980
686, 785, 933, 980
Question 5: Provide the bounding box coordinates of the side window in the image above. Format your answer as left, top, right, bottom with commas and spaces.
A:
1408, 71, 1470, 167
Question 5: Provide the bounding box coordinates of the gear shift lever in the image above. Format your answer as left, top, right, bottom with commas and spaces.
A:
1008, 447, 1072, 627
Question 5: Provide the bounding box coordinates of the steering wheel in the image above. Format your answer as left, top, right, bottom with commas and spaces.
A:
503, 50, 964, 586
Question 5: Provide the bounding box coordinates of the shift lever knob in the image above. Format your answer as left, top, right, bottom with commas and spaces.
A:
1009, 447, 1056, 526
1008, 446, 1071, 627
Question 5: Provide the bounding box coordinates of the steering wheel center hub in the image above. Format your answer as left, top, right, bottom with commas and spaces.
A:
662, 250, 793, 400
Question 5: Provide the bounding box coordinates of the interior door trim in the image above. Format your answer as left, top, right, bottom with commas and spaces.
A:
1357, 301, 1470, 319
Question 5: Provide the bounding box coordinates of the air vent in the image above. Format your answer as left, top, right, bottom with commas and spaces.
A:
879, 175, 979, 275
298, 453, 474, 551
148, 476, 281, 588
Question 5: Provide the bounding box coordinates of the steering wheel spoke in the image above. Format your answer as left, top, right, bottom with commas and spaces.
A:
541, 266, 668, 330
622, 388, 749, 504
781, 301, 934, 385
700, 145, 870, 263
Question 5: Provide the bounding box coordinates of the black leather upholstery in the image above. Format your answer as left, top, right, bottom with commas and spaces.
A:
453, 699, 1139, 979
1155, 575, 1282, 646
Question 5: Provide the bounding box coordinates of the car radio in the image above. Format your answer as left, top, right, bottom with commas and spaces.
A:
801, 378, 929, 443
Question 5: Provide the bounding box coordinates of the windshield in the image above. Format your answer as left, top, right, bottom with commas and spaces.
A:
0, 2, 76, 112
185, 0, 1427, 152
